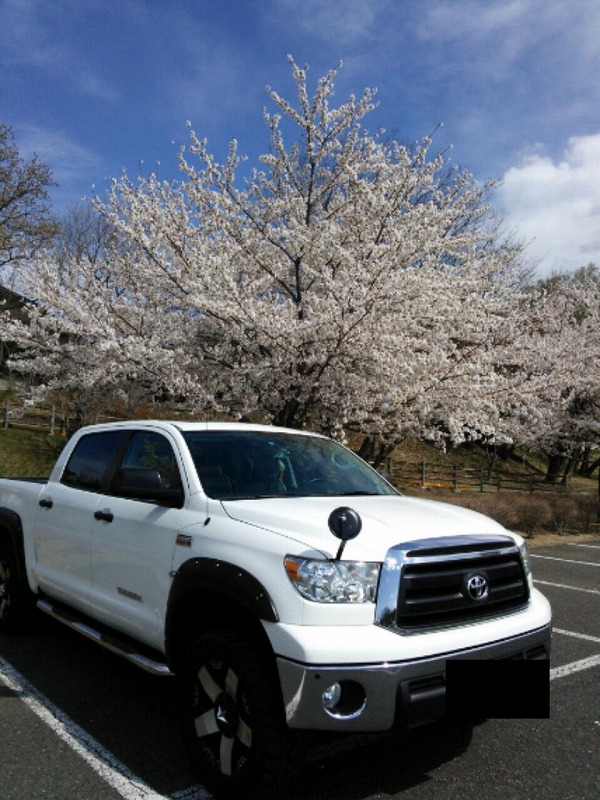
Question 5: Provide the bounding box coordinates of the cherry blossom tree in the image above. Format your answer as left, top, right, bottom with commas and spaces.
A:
495, 266, 600, 482
4, 60, 536, 455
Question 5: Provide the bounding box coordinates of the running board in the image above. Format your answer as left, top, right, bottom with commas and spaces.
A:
37, 599, 173, 677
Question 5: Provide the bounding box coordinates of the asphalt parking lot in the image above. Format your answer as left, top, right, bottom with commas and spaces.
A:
1, 535, 599, 800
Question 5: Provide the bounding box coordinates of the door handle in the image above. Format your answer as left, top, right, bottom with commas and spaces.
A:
94, 510, 114, 523
39, 498, 53, 509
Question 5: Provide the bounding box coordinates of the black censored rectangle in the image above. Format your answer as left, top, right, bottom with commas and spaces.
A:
446, 659, 550, 719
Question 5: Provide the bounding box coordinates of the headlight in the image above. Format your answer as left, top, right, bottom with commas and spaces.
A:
285, 557, 380, 603
518, 540, 531, 575
518, 540, 533, 588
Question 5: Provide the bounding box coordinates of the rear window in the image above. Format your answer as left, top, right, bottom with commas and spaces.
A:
61, 431, 128, 492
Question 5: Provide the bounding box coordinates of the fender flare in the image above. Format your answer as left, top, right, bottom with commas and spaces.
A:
166, 557, 279, 626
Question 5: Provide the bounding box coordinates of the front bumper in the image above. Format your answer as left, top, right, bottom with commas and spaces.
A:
277, 623, 551, 731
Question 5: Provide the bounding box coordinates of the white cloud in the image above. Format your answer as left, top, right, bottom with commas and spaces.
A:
0, 0, 118, 100
17, 124, 100, 181
415, 0, 600, 97
419, 0, 531, 40
271, 0, 388, 45
497, 134, 600, 275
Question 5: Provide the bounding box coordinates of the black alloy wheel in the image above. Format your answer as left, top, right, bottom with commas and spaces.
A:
0, 540, 33, 632
182, 629, 286, 798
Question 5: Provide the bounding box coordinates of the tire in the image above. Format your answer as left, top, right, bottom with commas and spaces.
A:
0, 539, 34, 633
181, 629, 287, 798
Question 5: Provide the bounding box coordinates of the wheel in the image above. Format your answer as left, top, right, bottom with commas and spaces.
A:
181, 630, 287, 798
0, 539, 34, 633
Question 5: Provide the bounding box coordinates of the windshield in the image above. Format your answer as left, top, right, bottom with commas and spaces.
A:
182, 431, 397, 500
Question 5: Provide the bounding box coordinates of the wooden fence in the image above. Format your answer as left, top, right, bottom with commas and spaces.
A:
2, 399, 116, 435
3, 400, 58, 433
389, 460, 557, 493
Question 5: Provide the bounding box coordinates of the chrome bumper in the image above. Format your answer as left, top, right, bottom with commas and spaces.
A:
277, 624, 551, 731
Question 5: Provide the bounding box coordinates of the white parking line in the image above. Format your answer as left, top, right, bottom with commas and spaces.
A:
0, 656, 210, 800
550, 630, 600, 681
568, 543, 600, 550
553, 627, 600, 645
550, 654, 600, 681
530, 554, 600, 567
534, 579, 600, 596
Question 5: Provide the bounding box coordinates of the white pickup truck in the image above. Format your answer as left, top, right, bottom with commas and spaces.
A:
0, 420, 551, 796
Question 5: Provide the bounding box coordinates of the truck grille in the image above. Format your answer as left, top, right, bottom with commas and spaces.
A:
375, 535, 529, 632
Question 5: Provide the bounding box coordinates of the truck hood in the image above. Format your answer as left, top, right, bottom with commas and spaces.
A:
221, 494, 511, 561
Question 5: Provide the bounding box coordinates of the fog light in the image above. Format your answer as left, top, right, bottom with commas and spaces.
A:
321, 680, 367, 719
322, 682, 342, 710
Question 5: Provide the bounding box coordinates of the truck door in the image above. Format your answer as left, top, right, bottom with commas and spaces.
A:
88, 429, 186, 650
33, 430, 129, 614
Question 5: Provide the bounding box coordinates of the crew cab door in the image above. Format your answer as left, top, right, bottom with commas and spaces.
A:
33, 430, 129, 612
88, 429, 186, 650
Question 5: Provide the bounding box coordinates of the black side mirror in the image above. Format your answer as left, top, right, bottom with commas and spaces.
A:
328, 506, 362, 559
112, 468, 184, 508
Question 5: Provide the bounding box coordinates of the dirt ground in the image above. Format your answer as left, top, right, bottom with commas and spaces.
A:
524, 530, 600, 548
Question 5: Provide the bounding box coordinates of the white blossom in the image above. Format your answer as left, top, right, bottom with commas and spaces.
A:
5, 60, 595, 460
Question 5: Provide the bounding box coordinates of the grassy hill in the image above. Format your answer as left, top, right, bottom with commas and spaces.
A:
0, 428, 65, 477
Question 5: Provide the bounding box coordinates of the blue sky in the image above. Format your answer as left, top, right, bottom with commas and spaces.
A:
1, 0, 599, 276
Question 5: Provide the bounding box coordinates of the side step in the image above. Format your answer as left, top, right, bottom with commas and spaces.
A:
37, 599, 173, 677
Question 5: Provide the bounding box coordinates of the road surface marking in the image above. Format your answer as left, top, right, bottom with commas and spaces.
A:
550, 654, 600, 681
0, 656, 210, 800
534, 579, 600, 596
553, 627, 600, 645
530, 555, 600, 567
568, 543, 600, 550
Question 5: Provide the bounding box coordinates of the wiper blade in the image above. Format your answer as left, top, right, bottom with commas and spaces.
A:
227, 494, 285, 500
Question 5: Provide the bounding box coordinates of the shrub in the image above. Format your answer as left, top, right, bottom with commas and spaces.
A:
403, 488, 597, 537
547, 494, 579, 534
511, 495, 553, 539
481, 494, 521, 530
572, 494, 599, 533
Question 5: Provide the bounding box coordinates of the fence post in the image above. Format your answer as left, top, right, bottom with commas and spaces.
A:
3, 399, 8, 429
453, 464, 459, 492
49, 404, 56, 435
421, 461, 426, 488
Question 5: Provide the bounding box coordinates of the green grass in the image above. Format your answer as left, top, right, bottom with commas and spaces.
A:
0, 427, 66, 477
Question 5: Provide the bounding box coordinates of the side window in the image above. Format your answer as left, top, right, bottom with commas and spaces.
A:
110, 431, 183, 505
61, 431, 128, 492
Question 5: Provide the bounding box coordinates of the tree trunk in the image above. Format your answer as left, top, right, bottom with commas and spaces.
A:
577, 445, 591, 476
272, 399, 302, 430
544, 453, 569, 484
579, 454, 600, 479
357, 436, 400, 471
561, 454, 579, 486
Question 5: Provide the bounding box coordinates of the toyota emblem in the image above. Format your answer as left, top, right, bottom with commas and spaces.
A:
466, 574, 489, 601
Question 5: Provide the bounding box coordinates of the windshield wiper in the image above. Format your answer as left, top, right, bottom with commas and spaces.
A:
224, 494, 286, 500
337, 490, 380, 496
222, 490, 380, 500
